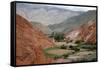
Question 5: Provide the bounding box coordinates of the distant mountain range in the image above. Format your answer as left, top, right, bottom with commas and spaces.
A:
16, 3, 96, 35
31, 22, 53, 35
48, 10, 96, 33
16, 3, 84, 25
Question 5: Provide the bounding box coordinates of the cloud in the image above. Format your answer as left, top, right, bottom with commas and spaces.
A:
17, 3, 96, 12
47, 5, 96, 11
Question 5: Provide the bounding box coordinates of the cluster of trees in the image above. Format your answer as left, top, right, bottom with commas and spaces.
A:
49, 32, 64, 42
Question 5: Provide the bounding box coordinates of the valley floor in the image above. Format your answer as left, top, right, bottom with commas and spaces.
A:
43, 41, 97, 63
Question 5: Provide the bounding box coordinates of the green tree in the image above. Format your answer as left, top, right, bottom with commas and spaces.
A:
49, 32, 64, 42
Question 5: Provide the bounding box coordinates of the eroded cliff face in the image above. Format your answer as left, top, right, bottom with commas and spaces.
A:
65, 20, 96, 44
79, 20, 96, 44
16, 14, 54, 65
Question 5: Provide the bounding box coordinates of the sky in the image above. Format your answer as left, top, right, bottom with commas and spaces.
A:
17, 3, 96, 11
47, 5, 96, 11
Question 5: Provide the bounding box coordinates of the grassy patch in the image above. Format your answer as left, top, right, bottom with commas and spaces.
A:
43, 46, 73, 59
77, 44, 96, 50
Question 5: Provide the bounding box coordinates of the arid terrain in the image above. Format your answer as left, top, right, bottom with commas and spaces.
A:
16, 3, 97, 65
16, 14, 55, 65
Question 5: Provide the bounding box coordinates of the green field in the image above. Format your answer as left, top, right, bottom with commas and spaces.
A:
43, 42, 96, 61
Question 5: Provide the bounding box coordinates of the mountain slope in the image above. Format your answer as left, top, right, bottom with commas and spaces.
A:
49, 10, 96, 33
31, 22, 53, 35
16, 3, 83, 25
16, 14, 54, 65
65, 20, 96, 44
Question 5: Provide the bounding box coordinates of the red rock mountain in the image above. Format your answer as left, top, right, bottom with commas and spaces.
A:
16, 14, 54, 65
65, 20, 96, 44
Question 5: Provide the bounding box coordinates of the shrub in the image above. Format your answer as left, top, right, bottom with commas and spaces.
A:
54, 55, 61, 59
69, 46, 73, 49
60, 45, 67, 49
75, 39, 84, 44
69, 46, 80, 52
63, 54, 69, 59
69, 40, 73, 42
55, 33, 64, 42
50, 32, 65, 42
74, 48, 80, 52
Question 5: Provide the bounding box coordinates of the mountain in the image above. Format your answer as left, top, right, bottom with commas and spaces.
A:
65, 20, 96, 44
31, 22, 53, 35
16, 3, 83, 25
49, 10, 96, 33
16, 14, 55, 65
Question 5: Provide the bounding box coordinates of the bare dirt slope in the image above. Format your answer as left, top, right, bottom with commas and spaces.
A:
16, 14, 54, 65
65, 20, 96, 44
